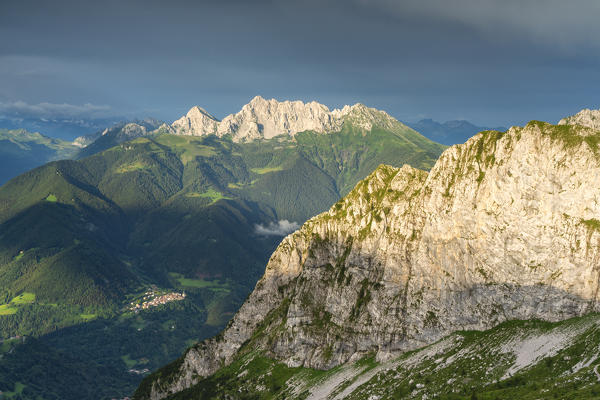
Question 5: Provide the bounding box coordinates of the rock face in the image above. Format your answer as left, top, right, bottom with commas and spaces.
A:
171, 106, 219, 136
559, 108, 600, 130
170, 96, 406, 141
139, 120, 600, 399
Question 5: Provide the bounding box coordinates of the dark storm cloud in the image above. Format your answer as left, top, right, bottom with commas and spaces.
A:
0, 0, 598, 131
360, 0, 600, 50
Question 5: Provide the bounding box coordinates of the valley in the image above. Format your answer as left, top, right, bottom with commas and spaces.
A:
0, 99, 444, 399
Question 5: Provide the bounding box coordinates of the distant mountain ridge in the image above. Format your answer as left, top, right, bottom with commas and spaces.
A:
170, 95, 411, 142
405, 118, 507, 145
0, 115, 122, 141
0, 97, 436, 188
3, 103, 598, 188
0, 128, 78, 185
69, 97, 417, 155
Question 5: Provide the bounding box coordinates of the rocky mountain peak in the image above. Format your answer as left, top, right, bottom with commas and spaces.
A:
217, 96, 340, 140
188, 105, 218, 120
169, 97, 410, 141
559, 108, 600, 130
171, 106, 219, 136
140, 120, 600, 399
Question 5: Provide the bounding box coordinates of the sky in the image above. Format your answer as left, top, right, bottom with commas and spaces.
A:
1, 0, 599, 138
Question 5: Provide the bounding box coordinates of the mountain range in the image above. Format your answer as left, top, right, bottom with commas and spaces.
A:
169, 96, 412, 142
136, 110, 600, 399
0, 115, 123, 141
2, 97, 462, 185
0, 98, 444, 399
0, 95, 529, 197
3, 100, 599, 399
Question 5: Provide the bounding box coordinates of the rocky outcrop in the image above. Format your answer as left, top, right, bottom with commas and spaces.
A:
559, 108, 600, 130
139, 121, 600, 399
169, 96, 409, 141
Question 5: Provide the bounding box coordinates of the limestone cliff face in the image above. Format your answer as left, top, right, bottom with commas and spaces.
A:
559, 108, 600, 130
169, 96, 407, 141
141, 121, 600, 399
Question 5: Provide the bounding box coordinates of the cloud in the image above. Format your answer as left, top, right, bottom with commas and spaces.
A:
356, 0, 600, 50
0, 100, 114, 120
255, 220, 300, 236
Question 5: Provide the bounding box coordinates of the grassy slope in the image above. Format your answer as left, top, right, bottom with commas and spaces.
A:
137, 313, 600, 400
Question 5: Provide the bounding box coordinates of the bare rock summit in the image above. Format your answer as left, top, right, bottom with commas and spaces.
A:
170, 96, 407, 141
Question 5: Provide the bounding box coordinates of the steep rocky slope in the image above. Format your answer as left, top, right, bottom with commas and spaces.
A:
170, 96, 410, 141
138, 120, 600, 399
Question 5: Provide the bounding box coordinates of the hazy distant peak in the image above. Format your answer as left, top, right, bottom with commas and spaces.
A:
73, 131, 102, 147
559, 108, 600, 130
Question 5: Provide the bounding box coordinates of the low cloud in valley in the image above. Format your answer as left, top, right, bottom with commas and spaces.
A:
255, 220, 300, 236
